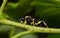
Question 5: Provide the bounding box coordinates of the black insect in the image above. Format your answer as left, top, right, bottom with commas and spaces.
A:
20, 16, 48, 28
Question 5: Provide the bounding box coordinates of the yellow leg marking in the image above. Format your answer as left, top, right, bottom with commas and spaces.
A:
42, 21, 48, 28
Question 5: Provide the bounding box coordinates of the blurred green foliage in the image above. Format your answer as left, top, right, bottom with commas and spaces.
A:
4, 0, 34, 19
0, 0, 60, 38
48, 34, 60, 38
35, 0, 60, 28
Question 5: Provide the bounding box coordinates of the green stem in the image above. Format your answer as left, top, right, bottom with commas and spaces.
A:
0, 19, 60, 33
11, 31, 31, 38
0, 0, 8, 18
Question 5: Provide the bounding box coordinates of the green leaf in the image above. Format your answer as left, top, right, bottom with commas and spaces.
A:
19, 34, 38, 38
0, 25, 11, 33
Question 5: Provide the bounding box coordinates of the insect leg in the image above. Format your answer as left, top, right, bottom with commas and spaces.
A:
41, 21, 48, 28
35, 21, 42, 26
31, 19, 35, 26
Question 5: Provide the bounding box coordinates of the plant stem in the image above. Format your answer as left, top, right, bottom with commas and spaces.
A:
0, 19, 60, 33
11, 31, 31, 38
0, 0, 8, 19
